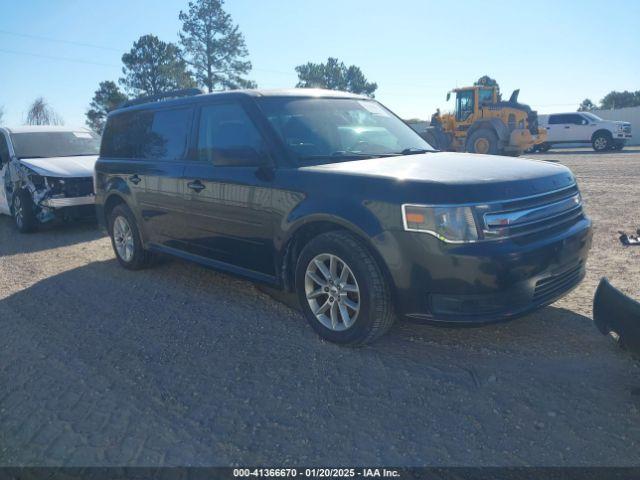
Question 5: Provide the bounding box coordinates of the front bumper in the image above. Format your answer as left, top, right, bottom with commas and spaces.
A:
40, 195, 95, 208
375, 216, 593, 324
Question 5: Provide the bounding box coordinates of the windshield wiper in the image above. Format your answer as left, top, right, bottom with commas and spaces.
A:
299, 151, 397, 161
398, 148, 434, 155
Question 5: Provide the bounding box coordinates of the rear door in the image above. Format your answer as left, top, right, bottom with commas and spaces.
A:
137, 107, 194, 246
181, 100, 277, 277
101, 107, 194, 245
546, 114, 570, 142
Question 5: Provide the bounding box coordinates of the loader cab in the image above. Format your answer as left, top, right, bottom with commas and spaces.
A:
449, 86, 498, 123
455, 89, 475, 122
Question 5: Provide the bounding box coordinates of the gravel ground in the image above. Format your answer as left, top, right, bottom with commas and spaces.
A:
0, 148, 639, 467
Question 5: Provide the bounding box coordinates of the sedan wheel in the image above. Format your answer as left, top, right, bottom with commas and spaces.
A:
305, 253, 360, 331
113, 215, 135, 262
13, 195, 24, 230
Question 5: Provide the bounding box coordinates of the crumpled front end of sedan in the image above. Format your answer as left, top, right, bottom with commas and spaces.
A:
5, 160, 95, 224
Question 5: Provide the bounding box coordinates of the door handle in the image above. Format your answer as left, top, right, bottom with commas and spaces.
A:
564, 126, 571, 129
187, 180, 206, 192
129, 174, 141, 185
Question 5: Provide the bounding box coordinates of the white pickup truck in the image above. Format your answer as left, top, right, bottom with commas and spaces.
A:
535, 112, 632, 152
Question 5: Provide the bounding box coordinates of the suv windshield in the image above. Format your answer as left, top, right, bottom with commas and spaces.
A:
11, 131, 101, 159
257, 97, 434, 164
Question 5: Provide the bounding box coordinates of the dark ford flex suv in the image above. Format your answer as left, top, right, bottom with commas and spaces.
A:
95, 88, 592, 345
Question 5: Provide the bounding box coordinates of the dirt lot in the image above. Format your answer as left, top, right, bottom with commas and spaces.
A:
0, 148, 639, 466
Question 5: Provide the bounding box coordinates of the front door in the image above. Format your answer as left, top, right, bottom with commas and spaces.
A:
182, 101, 276, 277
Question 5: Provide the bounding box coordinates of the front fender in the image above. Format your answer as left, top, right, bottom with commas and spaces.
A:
279, 196, 386, 250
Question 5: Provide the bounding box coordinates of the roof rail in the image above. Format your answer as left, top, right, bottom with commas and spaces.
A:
119, 88, 204, 109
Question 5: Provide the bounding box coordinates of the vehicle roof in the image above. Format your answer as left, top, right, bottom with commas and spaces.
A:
1, 125, 94, 134
113, 88, 370, 115
540, 112, 596, 116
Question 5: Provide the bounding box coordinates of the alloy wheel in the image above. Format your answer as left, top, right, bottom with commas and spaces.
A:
594, 137, 607, 150
113, 215, 135, 262
305, 253, 361, 331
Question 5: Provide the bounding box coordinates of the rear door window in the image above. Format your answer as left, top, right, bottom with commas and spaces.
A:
548, 114, 568, 125
143, 108, 192, 160
102, 107, 192, 160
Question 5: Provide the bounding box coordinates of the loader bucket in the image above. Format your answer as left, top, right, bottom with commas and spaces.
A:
593, 277, 640, 355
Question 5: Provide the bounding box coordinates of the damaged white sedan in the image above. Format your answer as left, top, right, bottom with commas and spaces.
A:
0, 126, 100, 232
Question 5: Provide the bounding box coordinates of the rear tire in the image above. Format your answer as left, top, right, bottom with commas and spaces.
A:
592, 132, 611, 152
466, 129, 499, 155
12, 189, 38, 233
108, 204, 153, 270
295, 231, 394, 345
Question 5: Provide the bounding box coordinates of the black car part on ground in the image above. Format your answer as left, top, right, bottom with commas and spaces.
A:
593, 277, 640, 358
619, 229, 640, 246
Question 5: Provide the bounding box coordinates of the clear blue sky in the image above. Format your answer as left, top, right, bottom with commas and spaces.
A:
1, 0, 638, 127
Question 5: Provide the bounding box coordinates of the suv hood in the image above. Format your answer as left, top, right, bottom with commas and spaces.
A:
19, 155, 98, 177
302, 152, 576, 203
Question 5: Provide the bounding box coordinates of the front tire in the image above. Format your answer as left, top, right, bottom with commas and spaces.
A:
12, 189, 38, 233
466, 129, 499, 155
592, 132, 611, 152
295, 231, 394, 345
537, 142, 551, 153
108, 204, 152, 270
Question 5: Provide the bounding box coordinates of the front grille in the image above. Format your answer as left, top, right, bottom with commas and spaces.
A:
533, 262, 583, 302
52, 177, 94, 197
482, 184, 584, 240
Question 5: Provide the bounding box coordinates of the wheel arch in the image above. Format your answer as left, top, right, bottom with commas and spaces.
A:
279, 215, 396, 304
467, 118, 509, 144
591, 129, 613, 142
103, 192, 127, 227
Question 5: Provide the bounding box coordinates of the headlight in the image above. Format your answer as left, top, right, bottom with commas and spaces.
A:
617, 124, 624, 131
402, 204, 479, 243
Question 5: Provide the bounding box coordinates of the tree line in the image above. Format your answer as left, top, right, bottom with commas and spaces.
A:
579, 91, 640, 112
85, 0, 378, 132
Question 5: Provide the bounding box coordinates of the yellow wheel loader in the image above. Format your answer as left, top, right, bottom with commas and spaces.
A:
423, 86, 547, 156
